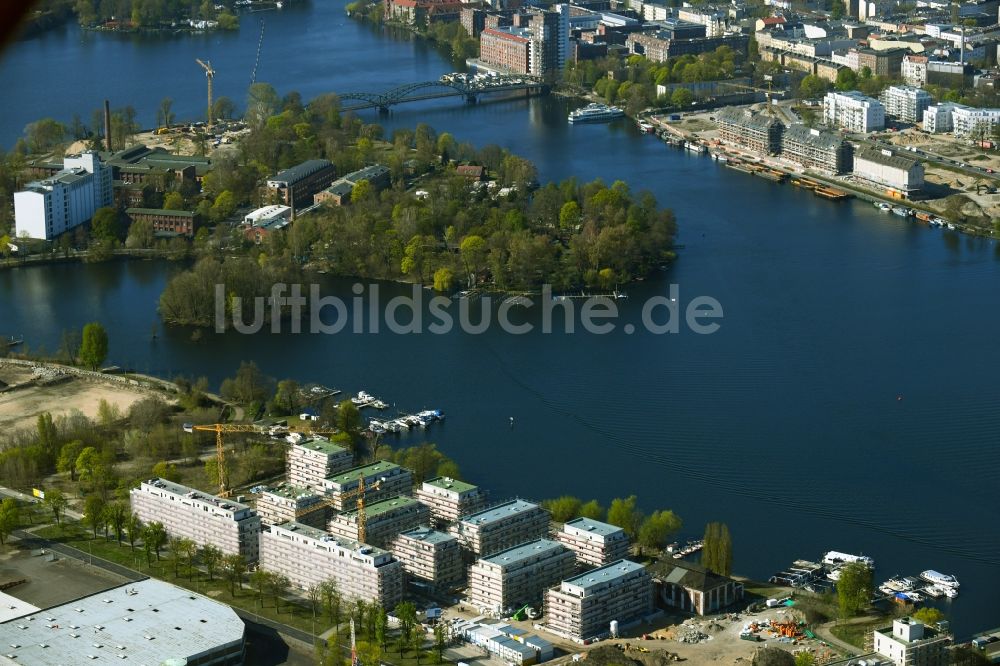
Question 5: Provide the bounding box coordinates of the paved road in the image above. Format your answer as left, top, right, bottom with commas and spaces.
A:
0, 486, 83, 521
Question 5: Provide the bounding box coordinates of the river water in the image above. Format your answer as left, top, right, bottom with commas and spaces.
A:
3, 1, 1000, 638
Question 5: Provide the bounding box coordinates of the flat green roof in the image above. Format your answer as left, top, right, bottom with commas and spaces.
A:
342, 496, 422, 519
126, 207, 196, 217
424, 476, 478, 494
295, 437, 350, 455
262, 484, 316, 500
326, 460, 401, 487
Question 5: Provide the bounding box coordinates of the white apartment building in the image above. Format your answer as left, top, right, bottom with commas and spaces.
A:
327, 496, 430, 548
286, 437, 354, 491
545, 560, 654, 641
468, 539, 576, 616
451, 500, 551, 557
853, 147, 925, 196
677, 7, 726, 36
255, 484, 326, 528
823, 90, 886, 132
555, 517, 630, 567
923, 102, 1000, 136
953, 106, 1000, 137
130, 478, 261, 562
874, 617, 951, 666
14, 151, 113, 240
322, 461, 413, 511
260, 521, 404, 607
902, 54, 928, 86
879, 85, 933, 123
413, 476, 488, 526
390, 526, 465, 592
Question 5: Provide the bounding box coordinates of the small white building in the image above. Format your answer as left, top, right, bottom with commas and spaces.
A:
874, 617, 951, 666
244, 204, 292, 227
823, 90, 886, 133
14, 152, 113, 240
923, 102, 1000, 137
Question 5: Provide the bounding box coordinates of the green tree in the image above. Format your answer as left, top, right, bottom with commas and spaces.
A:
213, 96, 236, 121
913, 607, 945, 626
250, 568, 271, 606
151, 461, 181, 483
91, 207, 120, 241
271, 379, 301, 415
201, 544, 222, 580
0, 498, 20, 545
163, 192, 185, 210
157, 97, 175, 129
579, 499, 605, 521
835, 67, 858, 91
124, 513, 142, 552
57, 440, 85, 481
798, 74, 830, 99
142, 521, 167, 562
210, 190, 237, 222
795, 652, 816, 666
395, 601, 418, 643
222, 553, 245, 595
637, 509, 683, 555
105, 501, 127, 543
701, 522, 733, 576
671, 87, 695, 107
375, 604, 389, 649
75, 446, 106, 487
24, 118, 66, 153
43, 489, 67, 525
321, 580, 343, 635
433, 267, 454, 292
607, 495, 643, 538
830, 0, 845, 19
558, 200, 580, 230
84, 495, 106, 538
79, 321, 109, 370
351, 179, 374, 204
434, 622, 446, 663
836, 562, 874, 618
336, 399, 363, 453
543, 495, 582, 523
267, 572, 291, 612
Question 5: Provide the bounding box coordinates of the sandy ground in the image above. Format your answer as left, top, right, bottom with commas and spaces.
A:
0, 368, 147, 431
0, 546, 127, 609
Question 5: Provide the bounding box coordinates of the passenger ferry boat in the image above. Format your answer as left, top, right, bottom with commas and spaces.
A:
920, 570, 960, 589
568, 103, 625, 124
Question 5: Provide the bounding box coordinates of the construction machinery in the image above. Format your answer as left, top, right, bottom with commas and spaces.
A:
195, 58, 216, 130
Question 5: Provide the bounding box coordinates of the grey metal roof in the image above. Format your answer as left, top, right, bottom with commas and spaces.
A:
270, 159, 333, 185
398, 526, 457, 545
854, 146, 920, 171
480, 539, 565, 566
561, 559, 647, 593
343, 164, 389, 184
0, 579, 244, 666
462, 499, 543, 527
717, 106, 781, 131
782, 123, 847, 151
563, 517, 624, 537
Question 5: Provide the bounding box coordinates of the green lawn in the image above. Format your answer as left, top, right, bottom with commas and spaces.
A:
33, 522, 325, 636
830, 618, 887, 649
28, 521, 453, 666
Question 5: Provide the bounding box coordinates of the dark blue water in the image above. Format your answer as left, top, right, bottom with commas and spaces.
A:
3, 0, 1000, 639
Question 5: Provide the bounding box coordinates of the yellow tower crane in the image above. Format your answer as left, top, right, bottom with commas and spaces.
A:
296, 476, 383, 543
192, 423, 341, 497
195, 58, 216, 131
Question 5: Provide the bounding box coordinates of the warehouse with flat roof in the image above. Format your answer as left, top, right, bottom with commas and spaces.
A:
0, 579, 245, 666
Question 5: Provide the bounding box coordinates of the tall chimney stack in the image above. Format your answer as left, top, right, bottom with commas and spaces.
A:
104, 99, 112, 152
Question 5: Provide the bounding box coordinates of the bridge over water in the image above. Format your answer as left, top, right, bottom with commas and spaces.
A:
338, 75, 550, 112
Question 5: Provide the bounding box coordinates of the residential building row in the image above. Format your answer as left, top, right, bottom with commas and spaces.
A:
130, 477, 262, 563
286, 437, 355, 491
476, 5, 570, 77
924, 102, 1000, 136
545, 559, 654, 640
412, 476, 489, 526
555, 517, 630, 567
823, 90, 886, 133
390, 526, 466, 592
327, 495, 430, 548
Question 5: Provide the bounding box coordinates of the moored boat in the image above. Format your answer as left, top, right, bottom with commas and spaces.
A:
568, 103, 625, 124
920, 570, 960, 589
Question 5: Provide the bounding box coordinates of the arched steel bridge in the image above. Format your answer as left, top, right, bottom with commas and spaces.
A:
338, 76, 549, 112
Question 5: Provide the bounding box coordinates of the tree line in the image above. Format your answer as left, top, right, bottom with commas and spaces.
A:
73, 0, 239, 29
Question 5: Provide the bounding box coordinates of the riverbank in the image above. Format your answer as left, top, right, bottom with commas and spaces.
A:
651, 110, 1000, 237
